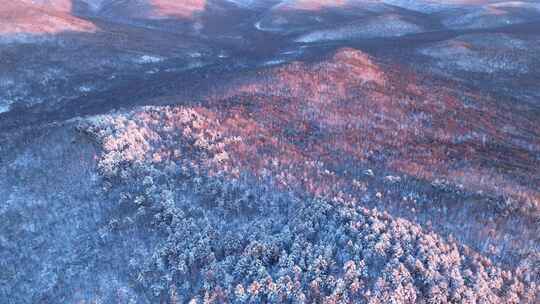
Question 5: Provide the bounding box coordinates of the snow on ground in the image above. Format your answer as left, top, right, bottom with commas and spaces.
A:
253, 0, 388, 34
79, 0, 108, 12
252, 0, 539, 34
225, 0, 264, 8
381, 0, 469, 13
443, 6, 526, 29
296, 14, 423, 42
419, 33, 534, 74
272, 0, 351, 10
0, 34, 51, 45
490, 1, 540, 11
78, 85, 95, 93
134, 54, 164, 64
231, 0, 536, 13
254, 20, 283, 32
262, 58, 287, 66
0, 99, 12, 114
438, 1, 540, 30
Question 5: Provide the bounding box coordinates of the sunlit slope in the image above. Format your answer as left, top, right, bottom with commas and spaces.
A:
199, 48, 540, 216
0, 1, 96, 42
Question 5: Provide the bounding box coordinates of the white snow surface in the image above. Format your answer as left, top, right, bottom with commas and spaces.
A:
296, 15, 422, 42
0, 99, 13, 114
